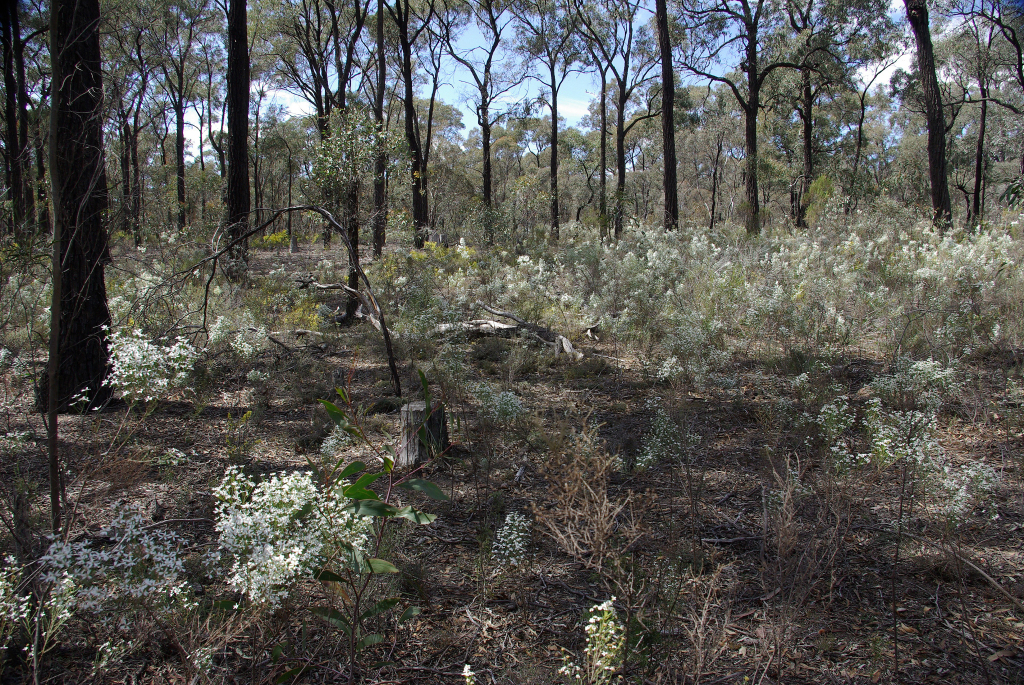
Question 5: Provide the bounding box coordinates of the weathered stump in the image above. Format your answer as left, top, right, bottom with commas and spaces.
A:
397, 400, 449, 467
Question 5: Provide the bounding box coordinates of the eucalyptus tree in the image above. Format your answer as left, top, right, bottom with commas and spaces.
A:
574, 0, 659, 239
226, 0, 250, 264
388, 0, 436, 247
440, 0, 519, 243
513, 0, 580, 242
149, 0, 213, 231
676, 0, 805, 234
904, 0, 952, 225
104, 0, 156, 244
655, 0, 678, 230
1, 0, 35, 238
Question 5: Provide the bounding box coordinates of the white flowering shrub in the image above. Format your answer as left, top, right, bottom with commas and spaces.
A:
214, 466, 370, 607
105, 328, 197, 403
634, 399, 678, 472
462, 663, 476, 684
493, 512, 531, 568
864, 399, 999, 524
0, 558, 29, 664
559, 597, 625, 685
870, 358, 959, 412
42, 504, 194, 619
474, 382, 525, 426
814, 396, 865, 476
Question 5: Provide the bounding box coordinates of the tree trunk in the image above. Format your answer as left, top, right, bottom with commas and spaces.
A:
345, 178, 360, 317
796, 68, 813, 228
226, 0, 250, 264
599, 65, 607, 240
549, 68, 560, 242
614, 81, 627, 239
656, 0, 678, 231
905, 0, 951, 226
372, 0, 386, 257
969, 84, 987, 226
743, 39, 761, 235
481, 109, 494, 243
175, 101, 186, 230
46, 0, 113, 413
709, 134, 722, 231
1, 6, 27, 238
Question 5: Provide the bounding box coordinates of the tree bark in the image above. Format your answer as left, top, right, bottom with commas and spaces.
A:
174, 101, 186, 230
373, 0, 386, 257
226, 0, 250, 263
656, 0, 678, 231
905, 0, 951, 226
46, 0, 113, 413
614, 82, 627, 239
743, 37, 761, 235
549, 67, 560, 242
599, 63, 607, 240
1, 3, 29, 238
796, 68, 813, 228
969, 83, 987, 226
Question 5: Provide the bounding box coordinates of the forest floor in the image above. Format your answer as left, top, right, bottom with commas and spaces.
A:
2, 243, 1023, 685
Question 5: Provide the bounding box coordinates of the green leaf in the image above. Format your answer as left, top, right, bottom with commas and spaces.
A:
212, 599, 237, 611
371, 661, 396, 669
366, 558, 400, 574
355, 633, 384, 651
270, 642, 287, 663
399, 606, 422, 623
417, 369, 431, 409
335, 387, 350, 405
383, 455, 394, 473
275, 666, 306, 683
395, 506, 437, 525
351, 471, 383, 491
348, 500, 397, 517
290, 502, 314, 522
397, 478, 449, 501
338, 461, 366, 479
319, 399, 347, 427
314, 568, 346, 584
309, 606, 351, 635
359, 597, 400, 621
343, 486, 379, 501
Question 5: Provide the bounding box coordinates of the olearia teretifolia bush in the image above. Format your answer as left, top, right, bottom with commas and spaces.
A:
376, 208, 1022, 376
104, 327, 198, 404
559, 597, 626, 685
492, 512, 531, 568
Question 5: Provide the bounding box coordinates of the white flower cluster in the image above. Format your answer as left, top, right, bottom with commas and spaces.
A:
462, 663, 476, 685
105, 328, 197, 403
815, 396, 865, 476
864, 400, 999, 524
474, 382, 524, 426
42, 504, 192, 617
214, 467, 370, 607
493, 512, 531, 568
0, 558, 30, 654
320, 423, 355, 458
559, 597, 625, 685
871, 358, 958, 412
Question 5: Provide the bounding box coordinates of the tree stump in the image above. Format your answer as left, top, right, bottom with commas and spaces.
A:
397, 400, 449, 467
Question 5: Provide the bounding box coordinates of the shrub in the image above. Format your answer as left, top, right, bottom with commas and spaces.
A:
493, 512, 531, 568
559, 598, 625, 685
105, 328, 197, 403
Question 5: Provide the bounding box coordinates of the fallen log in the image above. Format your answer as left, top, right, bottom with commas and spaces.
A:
473, 301, 583, 360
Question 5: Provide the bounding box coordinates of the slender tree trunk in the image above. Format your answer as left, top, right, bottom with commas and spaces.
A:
46, 0, 113, 416
174, 101, 186, 230
599, 66, 607, 240
35, 108, 48, 230
710, 134, 722, 231
905, 0, 952, 226
482, 109, 494, 244
372, 0, 386, 257
969, 84, 987, 226
614, 82, 627, 239
743, 35, 761, 235
2, 8, 27, 238
549, 69, 560, 242
120, 114, 131, 236
345, 178, 360, 316
226, 0, 250, 264
796, 69, 813, 228
399, 36, 428, 247
656, 0, 678, 231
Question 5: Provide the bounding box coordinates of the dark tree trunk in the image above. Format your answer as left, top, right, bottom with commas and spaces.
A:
796, 69, 813, 228
599, 65, 607, 240
614, 83, 627, 239
373, 0, 386, 257
743, 40, 761, 235
969, 84, 987, 226
656, 0, 678, 231
174, 101, 186, 229
905, 0, 951, 226
2, 3, 28, 238
709, 133, 722, 231
345, 178, 360, 316
45, 0, 113, 413
549, 68, 559, 242
400, 38, 428, 247
226, 0, 250, 263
